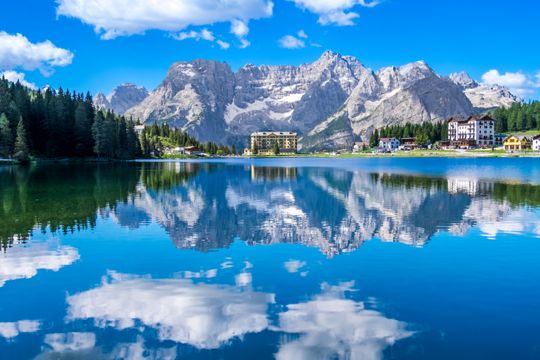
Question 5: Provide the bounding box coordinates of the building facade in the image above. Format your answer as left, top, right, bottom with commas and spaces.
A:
378, 137, 400, 151
250, 132, 298, 155
448, 115, 496, 147
533, 135, 540, 151
504, 135, 531, 151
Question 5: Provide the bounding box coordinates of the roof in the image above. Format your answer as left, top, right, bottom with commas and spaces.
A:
504, 135, 530, 141
448, 115, 495, 123
380, 137, 398, 141
251, 131, 297, 136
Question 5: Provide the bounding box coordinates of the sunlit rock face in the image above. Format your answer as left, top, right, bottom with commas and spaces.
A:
66, 271, 275, 349
448, 71, 521, 109
93, 83, 149, 115
0, 239, 79, 287
104, 51, 519, 150
275, 282, 412, 360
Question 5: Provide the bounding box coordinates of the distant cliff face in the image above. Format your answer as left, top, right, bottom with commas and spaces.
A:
98, 51, 520, 150
94, 83, 149, 116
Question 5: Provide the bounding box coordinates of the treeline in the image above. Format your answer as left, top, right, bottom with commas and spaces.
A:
491, 102, 540, 133
370, 121, 448, 147
0, 78, 234, 160
0, 77, 141, 160
139, 123, 237, 157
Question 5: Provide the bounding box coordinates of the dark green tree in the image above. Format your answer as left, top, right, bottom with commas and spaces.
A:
0, 113, 13, 157
14, 117, 29, 162
273, 141, 280, 155
369, 129, 379, 148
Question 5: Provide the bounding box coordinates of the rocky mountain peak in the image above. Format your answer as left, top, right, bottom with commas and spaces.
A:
93, 83, 148, 115
103, 50, 520, 150
449, 72, 478, 89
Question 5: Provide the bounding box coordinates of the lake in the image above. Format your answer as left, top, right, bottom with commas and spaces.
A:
1, 158, 539, 359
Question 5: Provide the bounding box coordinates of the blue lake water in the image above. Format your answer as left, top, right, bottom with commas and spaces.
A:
0, 158, 539, 359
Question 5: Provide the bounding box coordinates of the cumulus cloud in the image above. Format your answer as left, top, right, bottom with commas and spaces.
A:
0, 32, 73, 76
279, 35, 306, 49
0, 320, 41, 339
481, 69, 540, 98
0, 239, 80, 288
217, 40, 231, 49
290, 0, 380, 26
275, 282, 412, 360
44, 333, 96, 352
66, 271, 275, 349
297, 29, 308, 38
174, 28, 215, 42
231, 19, 249, 38
172, 28, 231, 50
56, 0, 273, 41
1, 70, 37, 89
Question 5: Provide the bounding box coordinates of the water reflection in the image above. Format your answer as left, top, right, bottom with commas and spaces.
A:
66, 271, 275, 349
0, 238, 79, 288
1, 162, 540, 256
276, 282, 412, 360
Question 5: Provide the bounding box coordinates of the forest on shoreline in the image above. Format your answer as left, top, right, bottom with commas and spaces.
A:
0, 78, 234, 162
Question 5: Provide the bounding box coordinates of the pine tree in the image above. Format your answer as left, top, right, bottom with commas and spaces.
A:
273, 141, 280, 155
369, 129, 379, 148
14, 117, 29, 162
0, 113, 13, 158
92, 112, 105, 158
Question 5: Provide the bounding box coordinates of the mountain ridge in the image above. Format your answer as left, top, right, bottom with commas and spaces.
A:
94, 51, 520, 150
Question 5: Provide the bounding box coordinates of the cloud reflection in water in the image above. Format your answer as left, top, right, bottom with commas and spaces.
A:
66, 271, 275, 349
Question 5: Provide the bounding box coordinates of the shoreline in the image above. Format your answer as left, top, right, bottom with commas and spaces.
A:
1, 150, 539, 166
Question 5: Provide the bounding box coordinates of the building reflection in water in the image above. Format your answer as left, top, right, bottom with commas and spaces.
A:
251, 165, 298, 182
1, 162, 540, 257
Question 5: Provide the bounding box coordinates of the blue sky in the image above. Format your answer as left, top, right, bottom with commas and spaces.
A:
0, 0, 539, 99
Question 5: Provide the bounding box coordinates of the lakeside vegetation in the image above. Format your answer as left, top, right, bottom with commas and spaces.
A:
491, 102, 540, 132
0, 78, 235, 162
2, 77, 539, 163
371, 121, 448, 147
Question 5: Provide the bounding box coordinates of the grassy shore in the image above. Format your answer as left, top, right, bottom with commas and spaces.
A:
249, 149, 540, 158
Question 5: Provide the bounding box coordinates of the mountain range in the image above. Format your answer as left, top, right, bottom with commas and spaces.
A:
94, 51, 520, 150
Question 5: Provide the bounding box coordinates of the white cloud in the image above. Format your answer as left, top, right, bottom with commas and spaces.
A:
290, 0, 380, 26
0, 32, 73, 76
319, 11, 359, 26
174, 28, 215, 42
1, 70, 37, 89
297, 29, 308, 38
0, 239, 80, 288
0, 320, 41, 339
172, 28, 231, 50
56, 0, 273, 40
284, 259, 307, 273
279, 35, 306, 49
229, 19, 251, 48
481, 69, 540, 98
66, 271, 275, 349
44, 333, 96, 352
239, 38, 251, 49
217, 40, 231, 49
231, 19, 249, 38
275, 282, 412, 360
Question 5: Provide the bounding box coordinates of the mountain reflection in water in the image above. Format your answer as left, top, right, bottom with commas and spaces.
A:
1, 161, 540, 256
1, 159, 540, 360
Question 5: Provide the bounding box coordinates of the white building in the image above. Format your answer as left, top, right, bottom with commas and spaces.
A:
448, 115, 495, 147
378, 137, 400, 151
533, 135, 540, 151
